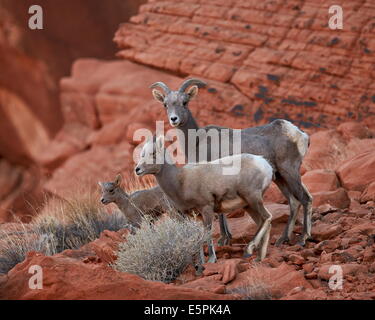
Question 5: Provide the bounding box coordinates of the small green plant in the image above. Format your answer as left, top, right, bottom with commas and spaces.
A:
113, 214, 209, 283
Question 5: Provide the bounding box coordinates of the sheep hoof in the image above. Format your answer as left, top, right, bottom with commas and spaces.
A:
218, 237, 231, 246
243, 252, 252, 259
275, 236, 289, 247
297, 240, 306, 247
207, 256, 217, 263
195, 265, 204, 276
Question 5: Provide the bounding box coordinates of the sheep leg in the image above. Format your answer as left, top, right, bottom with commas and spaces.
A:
243, 199, 272, 259
278, 169, 313, 246
244, 207, 271, 261
243, 206, 263, 259
218, 214, 232, 246
277, 195, 300, 246
194, 246, 206, 275
201, 205, 217, 263
300, 183, 313, 246
257, 224, 271, 261
274, 176, 301, 246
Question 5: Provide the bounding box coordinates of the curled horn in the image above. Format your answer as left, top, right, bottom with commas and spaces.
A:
178, 78, 207, 93
149, 82, 171, 94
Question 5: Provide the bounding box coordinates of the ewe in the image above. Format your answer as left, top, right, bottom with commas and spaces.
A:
135, 136, 274, 262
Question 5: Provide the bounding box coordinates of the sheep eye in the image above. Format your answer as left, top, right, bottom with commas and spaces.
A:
109, 189, 115, 194
163, 103, 167, 108
183, 100, 188, 107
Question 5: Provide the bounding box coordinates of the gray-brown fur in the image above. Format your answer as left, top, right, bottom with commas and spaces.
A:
135, 136, 274, 262
98, 174, 169, 228
150, 79, 313, 246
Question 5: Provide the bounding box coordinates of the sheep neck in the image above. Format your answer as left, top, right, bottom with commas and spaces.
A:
114, 189, 130, 212
154, 152, 183, 208
178, 108, 200, 161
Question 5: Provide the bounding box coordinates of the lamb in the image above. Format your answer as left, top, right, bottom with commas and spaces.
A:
98, 174, 170, 228
150, 79, 312, 246
135, 136, 274, 262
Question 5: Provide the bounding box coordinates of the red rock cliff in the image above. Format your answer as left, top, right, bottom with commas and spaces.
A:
114, 0, 375, 130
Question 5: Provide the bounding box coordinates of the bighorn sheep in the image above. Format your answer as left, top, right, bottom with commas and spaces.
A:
98, 174, 169, 228
150, 79, 312, 246
135, 136, 274, 262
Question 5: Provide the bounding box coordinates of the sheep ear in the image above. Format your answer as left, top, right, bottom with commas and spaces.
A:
152, 89, 165, 104
155, 136, 164, 152
114, 174, 122, 186
187, 85, 198, 100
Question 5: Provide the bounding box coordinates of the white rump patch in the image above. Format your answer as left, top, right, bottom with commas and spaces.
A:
281, 120, 309, 157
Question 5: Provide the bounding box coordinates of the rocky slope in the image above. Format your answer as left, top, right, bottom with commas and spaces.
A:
0, 0, 374, 300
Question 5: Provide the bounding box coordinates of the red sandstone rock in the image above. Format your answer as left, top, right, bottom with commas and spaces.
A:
115, 1, 375, 131
337, 122, 372, 140
43, 142, 134, 199
336, 150, 375, 192
181, 275, 226, 294
314, 240, 340, 253
303, 130, 347, 171
36, 123, 92, 171
0, 252, 229, 300
1, 0, 375, 301
288, 254, 305, 265
312, 188, 350, 209
318, 263, 368, 281
226, 262, 312, 299
264, 183, 286, 204
85, 229, 130, 264
202, 259, 248, 284
312, 223, 343, 242
360, 181, 375, 203
302, 169, 340, 194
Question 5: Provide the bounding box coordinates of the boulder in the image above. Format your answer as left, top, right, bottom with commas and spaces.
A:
302, 169, 340, 193
312, 188, 350, 209
336, 150, 375, 192
312, 223, 343, 241
360, 181, 375, 203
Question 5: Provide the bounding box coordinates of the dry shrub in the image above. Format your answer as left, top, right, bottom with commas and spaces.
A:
113, 214, 209, 283
0, 194, 128, 274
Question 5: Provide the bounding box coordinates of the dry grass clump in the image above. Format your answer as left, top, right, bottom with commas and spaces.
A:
227, 264, 273, 300
113, 214, 209, 283
0, 194, 128, 274
228, 281, 273, 300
